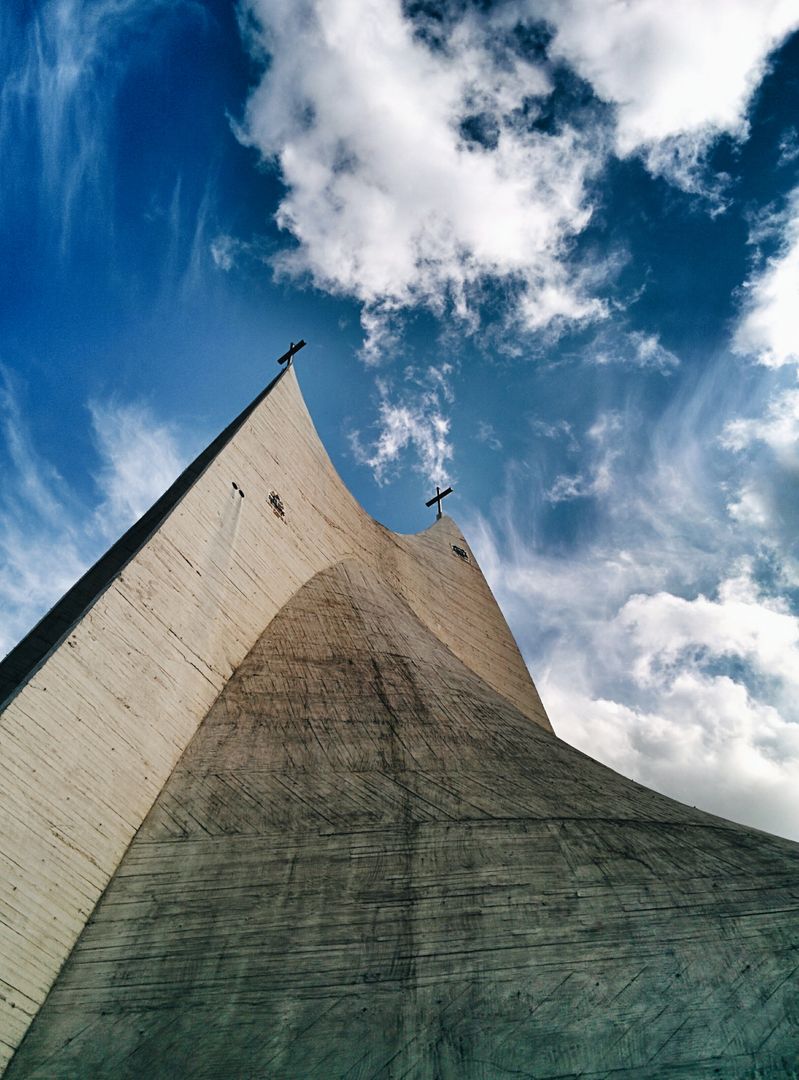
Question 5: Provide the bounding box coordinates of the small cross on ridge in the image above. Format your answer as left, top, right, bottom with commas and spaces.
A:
276, 339, 306, 366
425, 484, 453, 520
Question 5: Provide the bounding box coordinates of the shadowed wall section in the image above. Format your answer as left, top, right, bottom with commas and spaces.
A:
0, 367, 547, 1072
7, 558, 799, 1077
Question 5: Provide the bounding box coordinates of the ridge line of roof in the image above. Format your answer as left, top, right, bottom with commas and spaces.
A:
0, 364, 291, 711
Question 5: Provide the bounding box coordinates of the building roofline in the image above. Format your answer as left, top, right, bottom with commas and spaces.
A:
0, 365, 291, 710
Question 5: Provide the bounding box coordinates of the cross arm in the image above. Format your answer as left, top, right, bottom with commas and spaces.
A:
425, 485, 453, 508
276, 340, 307, 365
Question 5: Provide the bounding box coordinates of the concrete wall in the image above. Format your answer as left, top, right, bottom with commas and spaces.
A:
0, 366, 548, 1070
8, 557, 799, 1077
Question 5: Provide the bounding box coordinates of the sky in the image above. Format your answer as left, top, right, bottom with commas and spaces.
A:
2, 0, 799, 841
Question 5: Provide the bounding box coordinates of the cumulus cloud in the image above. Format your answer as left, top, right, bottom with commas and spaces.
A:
617, 568, 799, 701
239, 0, 609, 357
471, 538, 799, 840
0, 373, 191, 658
235, 0, 797, 373
734, 188, 799, 367
544, 671, 799, 839
349, 363, 454, 485
722, 383, 799, 460
726, 483, 772, 530
538, 0, 799, 195
723, 186, 799, 551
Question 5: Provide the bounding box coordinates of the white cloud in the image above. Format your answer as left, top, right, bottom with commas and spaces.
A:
531, 417, 577, 450
631, 333, 679, 370
726, 483, 772, 529
476, 421, 502, 452
546, 409, 622, 502
722, 383, 799, 461
0, 374, 192, 659
210, 234, 236, 271
616, 569, 799, 700
590, 329, 680, 370
734, 189, 799, 367
720, 378, 799, 547
724, 187, 799, 545
89, 401, 186, 538
349, 364, 454, 485
777, 126, 799, 167
544, 672, 799, 837
538, 0, 799, 194
0, 380, 88, 657
465, 372, 799, 841
239, 0, 609, 357
235, 0, 797, 374
471, 509, 799, 839
0, 0, 173, 247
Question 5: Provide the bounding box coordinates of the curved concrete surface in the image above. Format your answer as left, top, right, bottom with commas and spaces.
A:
7, 557, 799, 1077
0, 367, 547, 1071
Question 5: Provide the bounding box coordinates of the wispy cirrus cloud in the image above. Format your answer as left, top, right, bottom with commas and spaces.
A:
0, 372, 87, 656
545, 410, 622, 503
89, 400, 188, 539
466, 357, 799, 841
0, 0, 214, 265
349, 363, 455, 485
777, 126, 799, 167
476, 421, 502, 452
0, 370, 191, 658
1, 0, 158, 245
588, 329, 680, 371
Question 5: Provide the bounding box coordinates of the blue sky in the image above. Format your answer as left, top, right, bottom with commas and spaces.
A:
2, 0, 799, 840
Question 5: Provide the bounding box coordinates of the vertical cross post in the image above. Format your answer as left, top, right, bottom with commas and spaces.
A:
425, 485, 453, 520
276, 339, 307, 366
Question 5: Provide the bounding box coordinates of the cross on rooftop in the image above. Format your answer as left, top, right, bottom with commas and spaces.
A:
276, 339, 306, 366
425, 485, 453, 520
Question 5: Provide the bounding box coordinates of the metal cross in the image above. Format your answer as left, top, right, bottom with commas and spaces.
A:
425, 484, 453, 519
276, 339, 306, 366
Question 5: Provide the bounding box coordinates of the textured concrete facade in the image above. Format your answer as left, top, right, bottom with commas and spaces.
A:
2, 366, 798, 1077
0, 365, 546, 1073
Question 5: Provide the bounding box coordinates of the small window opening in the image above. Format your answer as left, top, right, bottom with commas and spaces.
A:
269, 490, 286, 519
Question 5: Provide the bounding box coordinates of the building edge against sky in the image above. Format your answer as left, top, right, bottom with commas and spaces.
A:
0, 359, 549, 1071
1, 359, 798, 1076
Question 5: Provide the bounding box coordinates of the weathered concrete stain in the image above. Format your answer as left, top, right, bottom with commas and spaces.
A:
0, 368, 547, 1071
7, 560, 799, 1077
